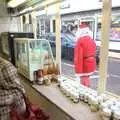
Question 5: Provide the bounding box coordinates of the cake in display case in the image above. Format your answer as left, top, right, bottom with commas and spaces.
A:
14, 38, 54, 81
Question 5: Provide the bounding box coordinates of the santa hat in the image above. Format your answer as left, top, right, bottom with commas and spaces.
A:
75, 24, 93, 40
79, 24, 89, 28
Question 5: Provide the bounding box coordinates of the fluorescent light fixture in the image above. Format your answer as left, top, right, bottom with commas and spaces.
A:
20, 7, 33, 14
8, 0, 27, 8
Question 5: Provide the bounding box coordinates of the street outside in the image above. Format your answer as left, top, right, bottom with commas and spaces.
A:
61, 57, 120, 96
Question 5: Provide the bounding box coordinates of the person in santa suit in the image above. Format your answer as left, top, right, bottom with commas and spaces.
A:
74, 24, 96, 87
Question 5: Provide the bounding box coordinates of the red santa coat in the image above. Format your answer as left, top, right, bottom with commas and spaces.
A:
74, 36, 96, 76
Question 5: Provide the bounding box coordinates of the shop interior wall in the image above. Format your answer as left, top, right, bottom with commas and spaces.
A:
0, 1, 19, 34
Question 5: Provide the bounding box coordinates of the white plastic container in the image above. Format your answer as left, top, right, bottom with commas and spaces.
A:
114, 110, 120, 120
84, 92, 90, 103
79, 90, 85, 101
100, 108, 111, 120
88, 94, 93, 105
72, 92, 79, 103
66, 88, 71, 97
90, 97, 99, 112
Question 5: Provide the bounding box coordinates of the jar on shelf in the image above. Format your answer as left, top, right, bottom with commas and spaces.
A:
90, 97, 99, 112
100, 108, 111, 120
111, 105, 119, 113
60, 83, 64, 92
84, 92, 90, 103
114, 110, 120, 120
70, 89, 75, 100
100, 102, 109, 111
79, 90, 85, 101
66, 87, 71, 97
63, 85, 68, 95
57, 76, 64, 87
88, 94, 93, 105
97, 96, 104, 105
72, 92, 79, 103
62, 84, 67, 94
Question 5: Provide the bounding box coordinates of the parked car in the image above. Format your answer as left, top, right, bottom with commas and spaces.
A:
46, 33, 75, 57
46, 32, 100, 65
46, 33, 75, 46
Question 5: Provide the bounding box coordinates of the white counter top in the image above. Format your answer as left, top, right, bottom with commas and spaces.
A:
32, 83, 101, 120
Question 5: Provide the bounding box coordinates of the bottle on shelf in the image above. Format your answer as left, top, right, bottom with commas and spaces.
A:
51, 62, 56, 82
37, 69, 44, 85
47, 64, 53, 82
55, 63, 60, 82
43, 65, 51, 85
43, 65, 48, 79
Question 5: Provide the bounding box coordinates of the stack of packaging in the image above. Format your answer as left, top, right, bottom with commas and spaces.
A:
58, 76, 120, 120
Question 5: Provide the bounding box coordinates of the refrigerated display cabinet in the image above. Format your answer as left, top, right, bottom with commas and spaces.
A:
0, 32, 34, 65
14, 38, 54, 81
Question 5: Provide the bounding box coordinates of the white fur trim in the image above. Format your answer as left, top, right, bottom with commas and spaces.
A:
75, 28, 93, 41
75, 72, 94, 77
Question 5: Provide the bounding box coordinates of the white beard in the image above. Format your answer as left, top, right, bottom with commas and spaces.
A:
75, 28, 93, 42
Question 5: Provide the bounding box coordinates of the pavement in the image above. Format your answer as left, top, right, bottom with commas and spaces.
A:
62, 52, 120, 96
109, 52, 120, 59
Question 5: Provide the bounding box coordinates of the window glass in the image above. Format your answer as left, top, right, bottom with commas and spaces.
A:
96, 14, 120, 96
36, 16, 50, 38
36, 13, 120, 96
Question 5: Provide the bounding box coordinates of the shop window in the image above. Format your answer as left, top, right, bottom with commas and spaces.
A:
96, 14, 120, 96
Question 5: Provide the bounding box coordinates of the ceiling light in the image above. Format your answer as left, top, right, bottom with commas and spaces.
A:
20, 7, 33, 14
8, 0, 27, 8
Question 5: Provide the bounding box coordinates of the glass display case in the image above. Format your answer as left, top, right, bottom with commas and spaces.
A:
0, 32, 34, 65
14, 38, 54, 81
